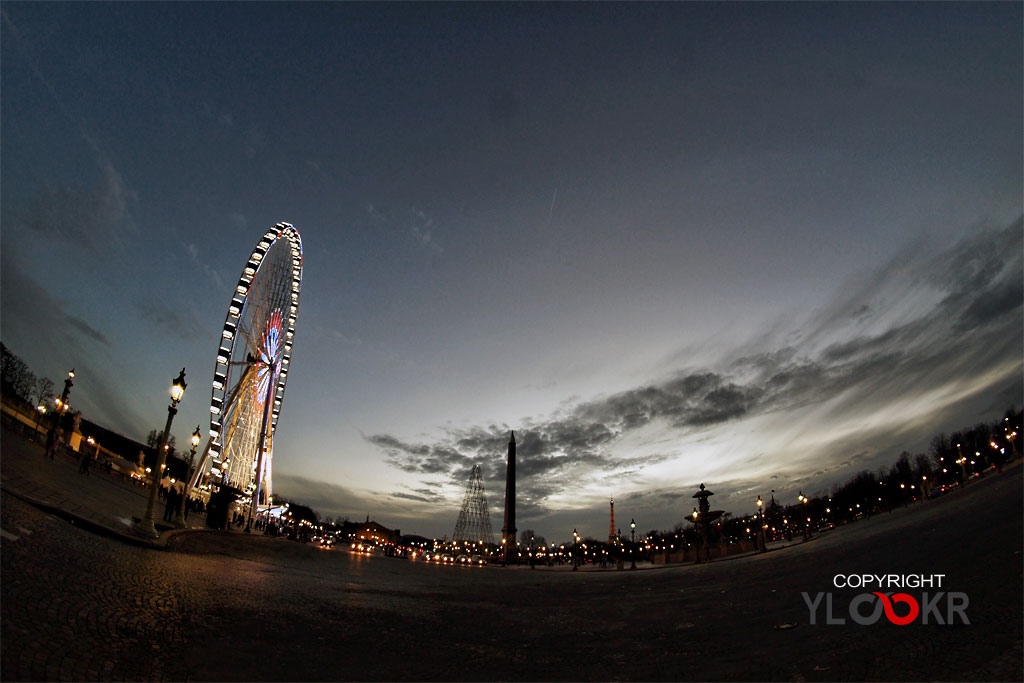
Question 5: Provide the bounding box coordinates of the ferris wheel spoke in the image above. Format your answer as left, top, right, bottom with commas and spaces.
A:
205, 223, 301, 507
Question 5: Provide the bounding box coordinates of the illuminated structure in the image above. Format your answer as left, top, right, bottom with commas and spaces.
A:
453, 464, 495, 544
609, 497, 616, 544
191, 223, 303, 530
688, 483, 722, 563
340, 517, 400, 546
501, 431, 516, 564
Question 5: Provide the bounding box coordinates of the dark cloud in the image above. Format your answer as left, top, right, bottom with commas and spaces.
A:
66, 317, 112, 347
136, 300, 206, 342
1, 248, 112, 349
272, 473, 373, 520
367, 218, 1023, 519
16, 162, 136, 251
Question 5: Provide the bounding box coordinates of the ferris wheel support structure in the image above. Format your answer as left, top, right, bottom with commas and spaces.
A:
189, 223, 303, 518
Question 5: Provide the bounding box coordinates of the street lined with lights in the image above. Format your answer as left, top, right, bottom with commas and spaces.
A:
2, 460, 1020, 682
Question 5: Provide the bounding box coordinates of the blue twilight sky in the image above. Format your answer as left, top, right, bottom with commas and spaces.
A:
2, 2, 1021, 541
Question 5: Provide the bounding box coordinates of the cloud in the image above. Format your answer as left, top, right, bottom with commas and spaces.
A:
0, 250, 154, 437
135, 299, 206, 342
271, 473, 374, 521
366, 218, 1023, 519
1, 251, 112, 349
17, 162, 137, 251
409, 207, 442, 254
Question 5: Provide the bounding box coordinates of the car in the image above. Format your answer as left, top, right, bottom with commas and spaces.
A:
319, 535, 335, 548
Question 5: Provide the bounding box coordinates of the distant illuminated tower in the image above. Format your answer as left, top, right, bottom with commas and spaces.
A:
501, 431, 517, 564
609, 497, 616, 544
453, 465, 494, 544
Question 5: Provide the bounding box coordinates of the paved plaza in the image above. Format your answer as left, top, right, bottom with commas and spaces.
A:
2, 426, 1022, 681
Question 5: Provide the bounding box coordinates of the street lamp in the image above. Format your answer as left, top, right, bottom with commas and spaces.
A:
798, 491, 811, 539
756, 495, 767, 553
174, 425, 202, 529
135, 369, 186, 538
630, 518, 636, 569
45, 368, 75, 459
34, 404, 47, 436
572, 528, 580, 570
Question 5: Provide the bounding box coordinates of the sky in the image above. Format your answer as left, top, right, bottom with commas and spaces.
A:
2, 2, 1021, 542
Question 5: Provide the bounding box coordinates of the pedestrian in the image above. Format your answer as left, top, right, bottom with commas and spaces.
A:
78, 451, 92, 475
45, 429, 56, 460
163, 485, 178, 522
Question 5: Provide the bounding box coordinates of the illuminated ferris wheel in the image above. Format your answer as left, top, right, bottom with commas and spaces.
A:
192, 223, 302, 510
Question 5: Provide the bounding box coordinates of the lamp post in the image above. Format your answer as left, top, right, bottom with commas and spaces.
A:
798, 491, 812, 539
756, 496, 767, 552
1005, 420, 1018, 460
45, 369, 74, 459
174, 425, 202, 529
572, 528, 580, 570
35, 404, 47, 437
630, 518, 636, 569
135, 369, 186, 538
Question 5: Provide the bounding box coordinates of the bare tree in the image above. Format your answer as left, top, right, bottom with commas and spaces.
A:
1, 345, 37, 402
34, 377, 55, 408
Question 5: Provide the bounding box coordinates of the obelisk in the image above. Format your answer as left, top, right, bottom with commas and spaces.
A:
501, 431, 517, 564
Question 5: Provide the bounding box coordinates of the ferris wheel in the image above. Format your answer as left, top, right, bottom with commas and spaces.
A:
191, 223, 302, 509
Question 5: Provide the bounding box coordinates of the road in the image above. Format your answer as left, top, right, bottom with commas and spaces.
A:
2, 464, 1021, 681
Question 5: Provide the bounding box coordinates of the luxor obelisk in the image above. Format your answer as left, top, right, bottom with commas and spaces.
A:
501, 431, 517, 564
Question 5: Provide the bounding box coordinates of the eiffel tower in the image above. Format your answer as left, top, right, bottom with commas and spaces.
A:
453, 464, 494, 544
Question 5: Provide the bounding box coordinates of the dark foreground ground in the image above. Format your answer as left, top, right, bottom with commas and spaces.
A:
2, 464, 1021, 681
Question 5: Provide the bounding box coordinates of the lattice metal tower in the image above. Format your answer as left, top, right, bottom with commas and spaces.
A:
453, 464, 495, 544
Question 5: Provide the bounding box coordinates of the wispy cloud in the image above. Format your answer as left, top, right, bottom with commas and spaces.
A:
409, 207, 442, 254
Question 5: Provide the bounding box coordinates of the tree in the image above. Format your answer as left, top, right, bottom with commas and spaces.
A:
0, 344, 37, 403
913, 453, 933, 480
520, 529, 546, 547
146, 429, 176, 451
34, 377, 55, 408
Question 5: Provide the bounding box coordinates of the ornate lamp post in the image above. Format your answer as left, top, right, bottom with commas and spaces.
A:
798, 491, 812, 539
34, 404, 47, 437
572, 528, 580, 571
756, 495, 767, 552
630, 518, 636, 569
135, 369, 186, 538
45, 369, 74, 459
174, 425, 202, 529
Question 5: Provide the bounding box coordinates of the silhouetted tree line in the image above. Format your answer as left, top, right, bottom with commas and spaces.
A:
271, 495, 320, 525
825, 406, 1022, 524
1, 343, 55, 408
649, 405, 1023, 548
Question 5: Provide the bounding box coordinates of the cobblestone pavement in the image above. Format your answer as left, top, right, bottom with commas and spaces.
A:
2, 441, 1021, 680
0, 425, 211, 545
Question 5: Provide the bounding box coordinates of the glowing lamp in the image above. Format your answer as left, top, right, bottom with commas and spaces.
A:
170, 368, 187, 403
